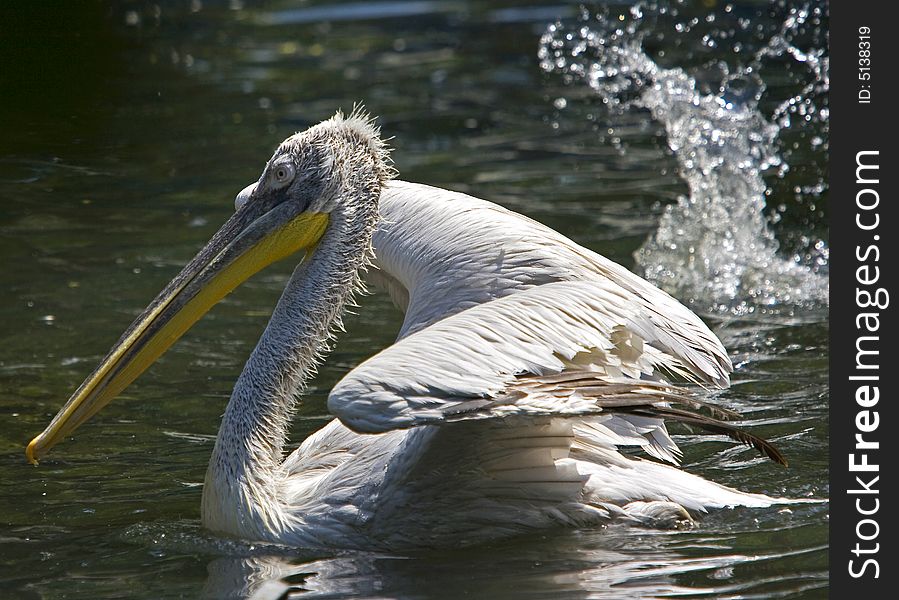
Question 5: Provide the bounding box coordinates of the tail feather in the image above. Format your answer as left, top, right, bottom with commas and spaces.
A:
623, 406, 788, 466
572, 441, 786, 512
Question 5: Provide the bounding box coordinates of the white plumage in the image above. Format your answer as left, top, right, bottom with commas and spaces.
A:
257, 179, 784, 549
28, 112, 792, 551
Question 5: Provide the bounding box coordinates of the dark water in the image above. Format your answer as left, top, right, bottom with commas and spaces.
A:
1, 1, 828, 598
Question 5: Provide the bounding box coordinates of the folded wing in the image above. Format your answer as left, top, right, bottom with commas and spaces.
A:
326, 276, 785, 468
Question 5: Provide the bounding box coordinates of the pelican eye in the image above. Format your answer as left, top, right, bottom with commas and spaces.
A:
271, 162, 296, 188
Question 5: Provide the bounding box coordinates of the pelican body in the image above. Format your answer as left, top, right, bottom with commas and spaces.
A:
28, 112, 789, 550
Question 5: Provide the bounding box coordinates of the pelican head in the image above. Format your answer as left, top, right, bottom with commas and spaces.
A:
26, 110, 390, 464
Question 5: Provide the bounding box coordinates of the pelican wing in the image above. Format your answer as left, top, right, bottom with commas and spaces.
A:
329, 278, 732, 434
373, 181, 732, 358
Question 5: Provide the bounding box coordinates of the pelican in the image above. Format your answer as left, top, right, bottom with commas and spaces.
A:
27, 111, 792, 550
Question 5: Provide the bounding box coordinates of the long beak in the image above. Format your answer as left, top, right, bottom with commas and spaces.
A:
26, 199, 329, 464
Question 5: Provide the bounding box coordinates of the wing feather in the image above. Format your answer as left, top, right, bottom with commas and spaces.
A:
374, 181, 731, 390
329, 279, 730, 433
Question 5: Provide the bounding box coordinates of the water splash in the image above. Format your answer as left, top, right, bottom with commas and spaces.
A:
539, 2, 828, 316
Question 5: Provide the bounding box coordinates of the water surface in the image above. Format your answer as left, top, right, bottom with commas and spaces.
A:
1, 1, 828, 598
